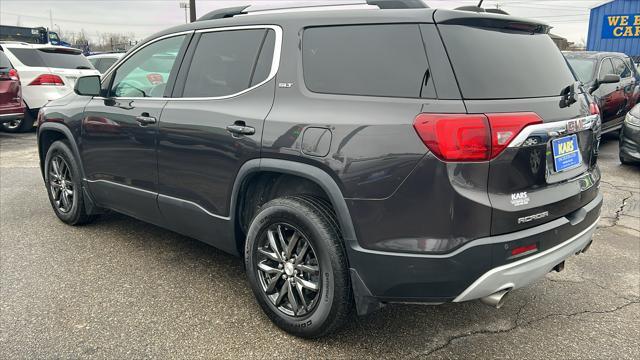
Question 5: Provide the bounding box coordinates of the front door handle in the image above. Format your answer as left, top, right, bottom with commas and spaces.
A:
136, 114, 157, 126
226, 122, 255, 136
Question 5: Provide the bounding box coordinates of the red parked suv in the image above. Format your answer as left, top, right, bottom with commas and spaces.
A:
0, 50, 24, 127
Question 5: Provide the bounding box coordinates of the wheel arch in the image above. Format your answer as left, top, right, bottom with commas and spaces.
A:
230, 158, 357, 248
37, 123, 85, 179
38, 122, 103, 215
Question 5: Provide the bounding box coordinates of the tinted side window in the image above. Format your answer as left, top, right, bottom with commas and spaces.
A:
182, 29, 269, 97
0, 51, 11, 68
612, 57, 631, 78
250, 30, 275, 87
110, 35, 185, 98
599, 58, 615, 78
624, 58, 636, 75
96, 57, 118, 73
303, 24, 431, 98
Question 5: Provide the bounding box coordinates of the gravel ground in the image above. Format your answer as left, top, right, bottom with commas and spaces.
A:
0, 131, 638, 359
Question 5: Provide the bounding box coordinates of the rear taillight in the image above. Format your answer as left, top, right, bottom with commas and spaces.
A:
8, 68, 19, 81
413, 112, 543, 162
413, 114, 490, 161
589, 102, 600, 115
486, 113, 543, 158
29, 74, 64, 86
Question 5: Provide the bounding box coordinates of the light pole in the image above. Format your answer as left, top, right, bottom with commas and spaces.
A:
189, 0, 196, 22
179, 2, 189, 24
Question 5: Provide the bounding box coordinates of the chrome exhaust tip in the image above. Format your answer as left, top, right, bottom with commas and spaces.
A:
480, 289, 510, 309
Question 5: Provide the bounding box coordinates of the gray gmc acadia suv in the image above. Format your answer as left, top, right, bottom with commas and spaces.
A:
37, 2, 603, 338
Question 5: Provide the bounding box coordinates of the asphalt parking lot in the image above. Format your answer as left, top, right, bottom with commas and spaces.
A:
0, 131, 638, 359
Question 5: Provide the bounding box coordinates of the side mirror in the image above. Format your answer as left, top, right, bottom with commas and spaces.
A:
590, 74, 621, 94
598, 73, 621, 84
74, 75, 101, 97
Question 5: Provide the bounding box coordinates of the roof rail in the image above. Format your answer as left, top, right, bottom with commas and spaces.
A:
366, 0, 428, 9
196, 0, 428, 21
197, 5, 250, 21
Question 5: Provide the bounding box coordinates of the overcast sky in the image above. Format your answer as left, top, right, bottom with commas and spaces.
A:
0, 0, 605, 44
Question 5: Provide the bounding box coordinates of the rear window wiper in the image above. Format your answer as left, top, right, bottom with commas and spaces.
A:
76, 66, 92, 70
559, 81, 579, 108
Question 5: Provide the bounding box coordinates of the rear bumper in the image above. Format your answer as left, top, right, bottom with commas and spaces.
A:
21, 85, 71, 110
347, 191, 602, 314
619, 124, 640, 162
453, 216, 597, 302
0, 111, 24, 123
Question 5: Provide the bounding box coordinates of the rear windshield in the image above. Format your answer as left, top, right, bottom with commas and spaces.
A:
439, 25, 576, 99
8, 48, 93, 69
566, 58, 596, 83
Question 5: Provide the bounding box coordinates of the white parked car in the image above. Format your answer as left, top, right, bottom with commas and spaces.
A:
0, 42, 99, 132
87, 53, 124, 74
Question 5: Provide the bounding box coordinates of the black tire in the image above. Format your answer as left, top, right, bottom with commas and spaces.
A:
1, 109, 35, 133
619, 155, 636, 165
44, 140, 96, 225
244, 195, 353, 338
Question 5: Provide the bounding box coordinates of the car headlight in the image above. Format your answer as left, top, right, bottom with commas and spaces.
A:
625, 112, 640, 127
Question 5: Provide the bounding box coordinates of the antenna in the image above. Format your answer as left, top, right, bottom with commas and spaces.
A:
477, 0, 484, 7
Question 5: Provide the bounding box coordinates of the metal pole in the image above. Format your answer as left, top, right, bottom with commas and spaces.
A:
189, 0, 196, 22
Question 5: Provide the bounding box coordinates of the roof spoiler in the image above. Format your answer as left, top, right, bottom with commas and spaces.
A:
196, 0, 428, 21
435, 8, 550, 34
39, 46, 83, 54
455, 6, 509, 15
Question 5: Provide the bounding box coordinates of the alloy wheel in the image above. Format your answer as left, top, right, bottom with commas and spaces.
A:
48, 155, 74, 213
256, 223, 321, 317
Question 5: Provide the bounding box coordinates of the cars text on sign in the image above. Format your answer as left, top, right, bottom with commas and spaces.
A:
601, 14, 640, 38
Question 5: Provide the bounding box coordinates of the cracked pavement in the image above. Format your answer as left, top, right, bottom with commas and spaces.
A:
1, 132, 639, 359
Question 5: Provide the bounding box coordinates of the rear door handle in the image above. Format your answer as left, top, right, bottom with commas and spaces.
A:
136, 114, 157, 126
226, 122, 255, 136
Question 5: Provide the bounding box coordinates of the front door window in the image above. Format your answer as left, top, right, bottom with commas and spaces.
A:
110, 35, 185, 98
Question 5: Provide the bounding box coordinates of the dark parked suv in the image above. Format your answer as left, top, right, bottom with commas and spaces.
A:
37, 2, 603, 338
565, 51, 639, 133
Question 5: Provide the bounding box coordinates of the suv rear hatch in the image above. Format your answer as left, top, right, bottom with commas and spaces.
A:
434, 10, 600, 235
8, 46, 96, 87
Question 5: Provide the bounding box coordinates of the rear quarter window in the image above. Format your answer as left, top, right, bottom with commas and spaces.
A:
302, 24, 434, 98
0, 51, 11, 68
96, 57, 118, 73
439, 25, 576, 99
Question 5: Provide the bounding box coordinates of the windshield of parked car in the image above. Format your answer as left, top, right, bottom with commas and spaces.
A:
566, 58, 596, 83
